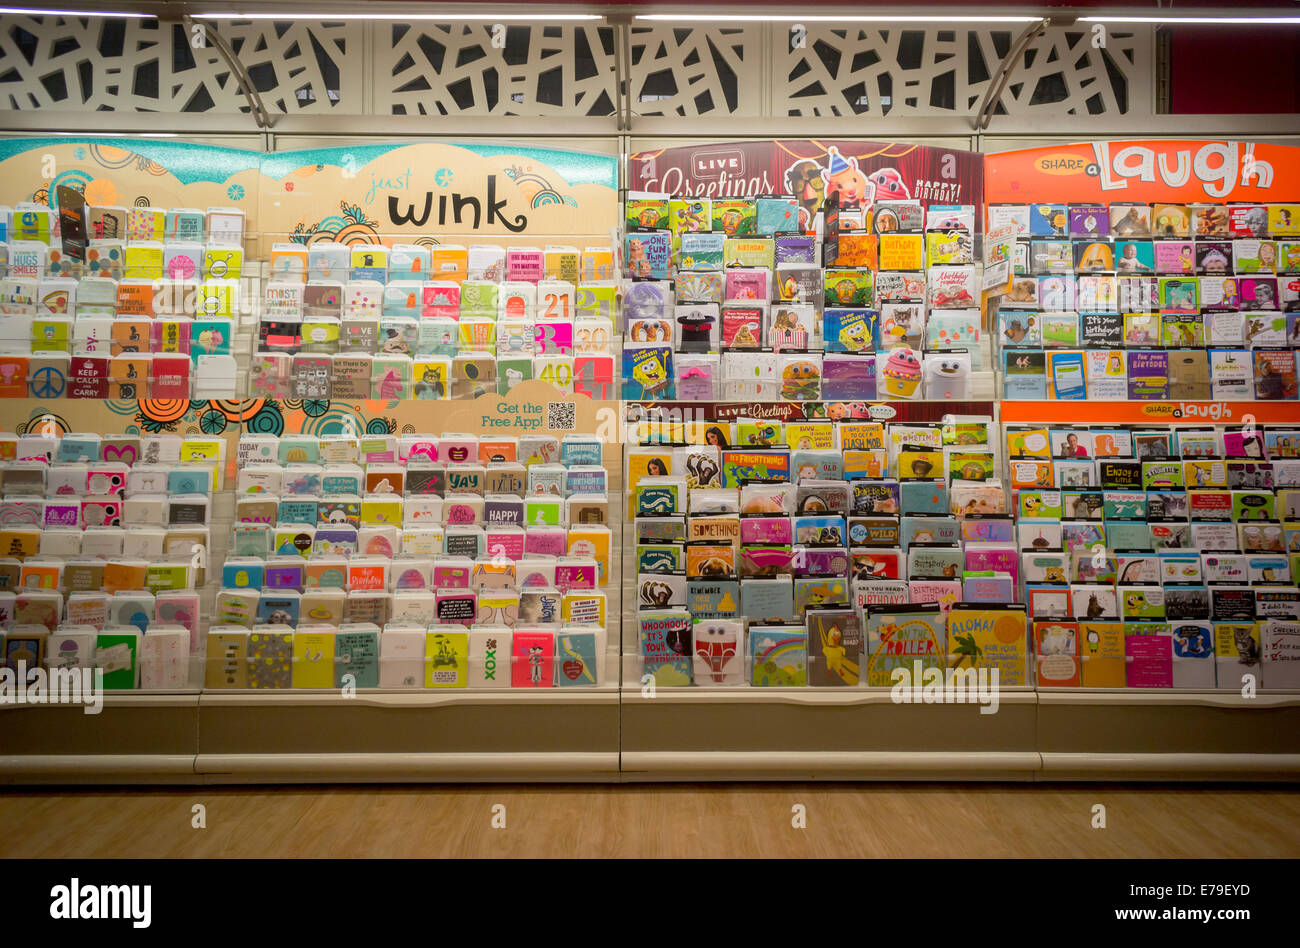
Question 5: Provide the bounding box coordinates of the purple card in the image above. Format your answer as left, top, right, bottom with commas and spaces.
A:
1068, 204, 1107, 238
821, 354, 877, 401
264, 563, 305, 590
524, 527, 567, 556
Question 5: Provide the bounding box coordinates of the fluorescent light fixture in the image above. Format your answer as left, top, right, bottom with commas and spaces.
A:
0, 7, 155, 14
194, 12, 602, 19
635, 14, 1040, 23
49, 131, 178, 137
1080, 16, 1300, 24
635, 12, 1300, 26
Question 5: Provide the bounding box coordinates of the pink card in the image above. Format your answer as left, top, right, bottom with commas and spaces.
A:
152, 318, 192, 354
1125, 631, 1173, 687
741, 517, 792, 544
506, 249, 544, 284
484, 530, 525, 561
403, 439, 440, 463
433, 562, 471, 588
421, 283, 461, 320
444, 500, 481, 525
533, 320, 574, 355
80, 496, 122, 527
556, 562, 596, 592
524, 527, 567, 557
155, 591, 202, 651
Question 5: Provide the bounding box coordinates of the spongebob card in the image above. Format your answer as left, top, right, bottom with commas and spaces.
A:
622, 345, 674, 399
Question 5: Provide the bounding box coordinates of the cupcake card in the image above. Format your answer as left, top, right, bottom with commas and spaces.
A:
879, 347, 924, 400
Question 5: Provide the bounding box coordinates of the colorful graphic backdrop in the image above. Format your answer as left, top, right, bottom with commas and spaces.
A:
0, 138, 619, 256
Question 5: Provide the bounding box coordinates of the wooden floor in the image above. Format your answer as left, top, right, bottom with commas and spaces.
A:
2, 783, 1299, 857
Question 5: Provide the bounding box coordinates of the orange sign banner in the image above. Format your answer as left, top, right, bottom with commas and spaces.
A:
999, 400, 1300, 425
985, 140, 1300, 206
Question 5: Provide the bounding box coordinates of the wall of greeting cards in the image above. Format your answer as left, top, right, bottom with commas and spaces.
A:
615, 137, 1300, 782
1, 132, 1299, 783
0, 134, 629, 782
0, 137, 621, 403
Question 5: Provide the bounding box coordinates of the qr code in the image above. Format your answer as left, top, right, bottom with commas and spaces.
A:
547, 401, 576, 431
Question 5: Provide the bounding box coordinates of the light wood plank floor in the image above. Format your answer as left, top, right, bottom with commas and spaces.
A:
1, 783, 1297, 858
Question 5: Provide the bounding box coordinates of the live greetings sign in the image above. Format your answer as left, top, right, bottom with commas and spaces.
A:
629, 139, 984, 231
985, 139, 1300, 204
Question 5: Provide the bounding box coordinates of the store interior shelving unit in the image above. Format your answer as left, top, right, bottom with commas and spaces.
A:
3, 9, 1300, 784
0, 392, 626, 784
615, 402, 1300, 783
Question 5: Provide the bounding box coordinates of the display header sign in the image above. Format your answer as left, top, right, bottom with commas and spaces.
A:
986, 139, 1300, 204
1000, 400, 1300, 425
630, 139, 984, 232
0, 137, 618, 251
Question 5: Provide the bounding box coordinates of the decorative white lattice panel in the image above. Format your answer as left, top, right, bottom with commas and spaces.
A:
374, 23, 618, 116
628, 25, 761, 117
775, 25, 1153, 117
0, 15, 356, 113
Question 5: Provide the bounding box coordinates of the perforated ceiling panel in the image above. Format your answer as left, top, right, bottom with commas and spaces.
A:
775, 25, 1153, 117
627, 25, 760, 117
374, 23, 618, 116
0, 15, 1152, 122
0, 15, 355, 113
